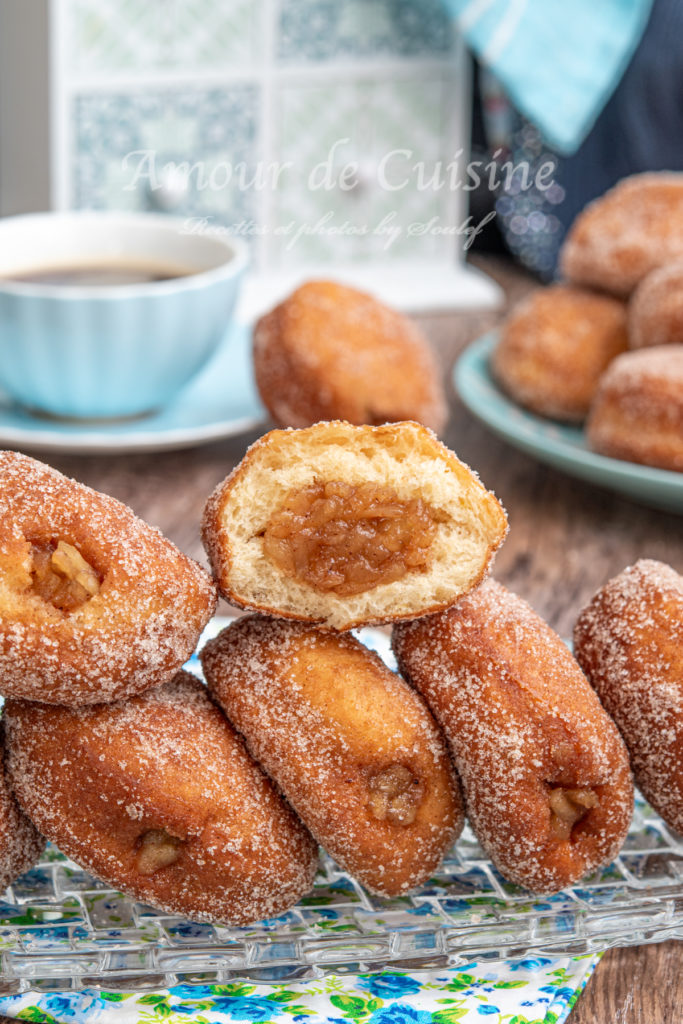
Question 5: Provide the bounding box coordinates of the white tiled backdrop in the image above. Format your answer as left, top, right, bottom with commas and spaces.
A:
57, 0, 467, 272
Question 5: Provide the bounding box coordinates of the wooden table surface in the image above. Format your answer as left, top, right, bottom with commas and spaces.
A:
3, 254, 681, 1022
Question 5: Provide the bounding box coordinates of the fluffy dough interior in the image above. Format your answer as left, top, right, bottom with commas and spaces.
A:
218, 422, 506, 628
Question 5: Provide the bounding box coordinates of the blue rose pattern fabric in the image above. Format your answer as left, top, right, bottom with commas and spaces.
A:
0, 955, 598, 1023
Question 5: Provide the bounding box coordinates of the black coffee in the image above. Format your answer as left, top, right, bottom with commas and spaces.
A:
6, 262, 195, 286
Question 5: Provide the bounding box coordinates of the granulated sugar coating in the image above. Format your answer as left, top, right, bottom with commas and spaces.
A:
393, 579, 634, 895
492, 284, 628, 423
561, 172, 683, 297
201, 616, 463, 896
0, 725, 44, 888
574, 559, 683, 834
586, 346, 683, 472
253, 280, 448, 434
0, 451, 217, 704
4, 672, 318, 924
629, 262, 683, 349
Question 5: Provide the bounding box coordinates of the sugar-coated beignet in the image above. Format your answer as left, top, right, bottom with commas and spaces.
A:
493, 285, 628, 422
0, 726, 45, 889
201, 617, 463, 896
4, 672, 318, 923
201, 421, 508, 630
0, 451, 217, 704
393, 580, 634, 894
586, 347, 683, 472
561, 173, 683, 297
574, 560, 683, 834
253, 280, 448, 433
629, 263, 683, 349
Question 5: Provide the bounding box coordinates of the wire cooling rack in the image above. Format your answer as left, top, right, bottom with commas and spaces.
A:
1, 624, 682, 993
1, 803, 683, 995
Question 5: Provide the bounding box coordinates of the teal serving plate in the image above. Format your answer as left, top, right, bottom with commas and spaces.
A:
455, 332, 683, 515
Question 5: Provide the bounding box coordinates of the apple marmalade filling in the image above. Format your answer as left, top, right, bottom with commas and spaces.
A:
368, 764, 423, 826
135, 829, 184, 876
261, 481, 439, 596
548, 786, 598, 841
30, 540, 101, 613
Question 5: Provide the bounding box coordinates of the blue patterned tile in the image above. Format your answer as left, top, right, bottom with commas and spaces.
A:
278, 0, 452, 63
68, 0, 263, 74
72, 86, 259, 231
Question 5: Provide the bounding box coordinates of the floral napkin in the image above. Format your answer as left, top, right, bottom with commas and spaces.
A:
0, 955, 598, 1023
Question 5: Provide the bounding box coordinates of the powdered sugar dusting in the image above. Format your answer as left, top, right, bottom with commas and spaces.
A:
574, 559, 683, 833
393, 578, 633, 894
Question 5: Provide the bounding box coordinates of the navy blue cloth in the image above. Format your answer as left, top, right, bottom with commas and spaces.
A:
555, 0, 683, 237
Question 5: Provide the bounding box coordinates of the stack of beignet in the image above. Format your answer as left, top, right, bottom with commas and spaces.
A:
0, 450, 316, 922
492, 172, 683, 474
1, 421, 672, 923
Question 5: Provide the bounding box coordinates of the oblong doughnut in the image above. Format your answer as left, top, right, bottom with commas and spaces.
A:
392, 579, 633, 894
201, 616, 464, 896
4, 671, 318, 924
586, 347, 683, 472
574, 560, 683, 834
0, 451, 217, 704
560, 172, 683, 297
253, 280, 448, 434
201, 420, 508, 630
0, 725, 44, 888
493, 285, 628, 422
628, 263, 683, 349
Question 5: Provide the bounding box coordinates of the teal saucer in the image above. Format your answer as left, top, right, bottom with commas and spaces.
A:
455, 332, 683, 515
0, 321, 265, 454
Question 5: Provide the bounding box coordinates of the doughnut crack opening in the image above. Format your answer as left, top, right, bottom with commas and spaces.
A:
367, 764, 423, 826
261, 480, 439, 596
135, 828, 184, 875
547, 786, 598, 841
30, 540, 101, 613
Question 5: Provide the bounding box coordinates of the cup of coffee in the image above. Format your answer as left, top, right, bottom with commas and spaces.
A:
0, 212, 248, 419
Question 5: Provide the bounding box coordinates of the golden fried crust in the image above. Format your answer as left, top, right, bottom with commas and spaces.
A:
560, 173, 683, 297
574, 560, 683, 834
201, 617, 463, 896
4, 672, 318, 924
0, 451, 217, 704
629, 263, 683, 349
586, 347, 683, 472
253, 281, 448, 434
493, 285, 628, 422
0, 726, 44, 888
392, 579, 633, 894
201, 421, 508, 631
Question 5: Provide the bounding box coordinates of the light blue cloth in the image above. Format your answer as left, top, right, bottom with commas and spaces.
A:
442, 0, 654, 153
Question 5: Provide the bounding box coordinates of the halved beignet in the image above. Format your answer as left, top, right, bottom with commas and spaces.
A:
4, 672, 318, 924
393, 579, 634, 894
0, 451, 217, 704
201, 617, 463, 895
201, 421, 508, 630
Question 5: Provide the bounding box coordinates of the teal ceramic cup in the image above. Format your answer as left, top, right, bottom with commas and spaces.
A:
0, 212, 248, 419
